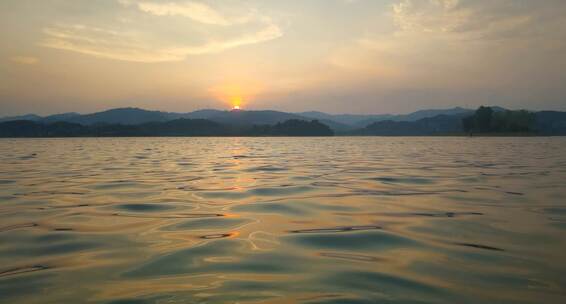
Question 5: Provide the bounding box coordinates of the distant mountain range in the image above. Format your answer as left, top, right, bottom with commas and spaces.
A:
0, 106, 480, 129
1, 106, 565, 137
298, 106, 480, 126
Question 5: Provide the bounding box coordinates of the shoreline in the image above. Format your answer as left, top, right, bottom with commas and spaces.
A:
1, 134, 562, 139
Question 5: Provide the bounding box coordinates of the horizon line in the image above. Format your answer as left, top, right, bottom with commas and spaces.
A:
1, 105, 530, 119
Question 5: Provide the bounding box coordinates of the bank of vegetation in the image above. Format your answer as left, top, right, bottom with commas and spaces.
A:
462, 106, 536, 135
0, 119, 334, 137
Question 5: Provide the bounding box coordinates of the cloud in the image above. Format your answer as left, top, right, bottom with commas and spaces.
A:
391, 0, 566, 41
355, 0, 566, 61
41, 24, 180, 62
10, 56, 39, 65
41, 1, 282, 62
132, 1, 252, 25
329, 0, 566, 91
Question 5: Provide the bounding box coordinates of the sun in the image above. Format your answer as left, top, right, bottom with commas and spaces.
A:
230, 96, 243, 110
210, 83, 258, 110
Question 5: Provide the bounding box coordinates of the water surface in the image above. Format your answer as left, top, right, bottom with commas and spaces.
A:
1, 137, 565, 303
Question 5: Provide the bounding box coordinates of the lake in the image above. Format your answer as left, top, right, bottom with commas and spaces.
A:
1, 137, 565, 303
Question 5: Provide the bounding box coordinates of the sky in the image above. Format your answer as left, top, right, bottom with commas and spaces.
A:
1, 0, 566, 115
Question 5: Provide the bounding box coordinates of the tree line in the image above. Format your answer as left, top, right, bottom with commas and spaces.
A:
0, 118, 334, 137
462, 106, 535, 134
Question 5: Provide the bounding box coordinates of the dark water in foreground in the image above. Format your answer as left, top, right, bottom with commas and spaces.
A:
1, 137, 566, 303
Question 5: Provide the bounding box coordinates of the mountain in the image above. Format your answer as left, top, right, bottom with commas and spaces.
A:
3, 106, 565, 137
401, 107, 473, 121
197, 110, 353, 131
0, 108, 179, 125
65, 108, 182, 125
315, 119, 354, 132
204, 110, 306, 126
183, 109, 224, 119
0, 107, 484, 128
298, 111, 394, 125
351, 113, 468, 136
0, 114, 42, 122
353, 107, 473, 127
42, 112, 81, 123
3, 106, 562, 136
0, 108, 315, 127
490, 106, 508, 112
298, 107, 474, 128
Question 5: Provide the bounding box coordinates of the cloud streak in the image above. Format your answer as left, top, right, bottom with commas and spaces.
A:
41, 0, 282, 62
133, 1, 252, 25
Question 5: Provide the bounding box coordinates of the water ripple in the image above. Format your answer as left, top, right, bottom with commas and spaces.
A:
0, 137, 565, 303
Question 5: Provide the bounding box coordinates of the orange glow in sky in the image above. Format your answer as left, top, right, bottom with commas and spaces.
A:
2, 1, 566, 116
210, 83, 260, 110
231, 96, 243, 109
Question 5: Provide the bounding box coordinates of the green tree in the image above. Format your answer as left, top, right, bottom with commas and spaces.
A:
462, 107, 536, 134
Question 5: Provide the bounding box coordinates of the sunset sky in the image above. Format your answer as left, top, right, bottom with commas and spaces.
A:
1, 0, 565, 115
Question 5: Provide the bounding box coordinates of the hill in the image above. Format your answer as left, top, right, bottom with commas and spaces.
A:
65, 108, 182, 125
352, 107, 473, 127
205, 110, 307, 126
0, 114, 42, 122
350, 114, 467, 136
298, 111, 395, 126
